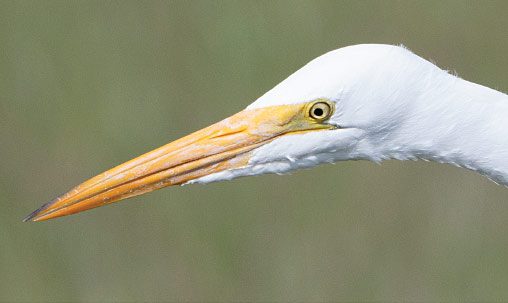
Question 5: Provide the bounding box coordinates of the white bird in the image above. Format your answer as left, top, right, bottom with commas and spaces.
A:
24, 44, 508, 222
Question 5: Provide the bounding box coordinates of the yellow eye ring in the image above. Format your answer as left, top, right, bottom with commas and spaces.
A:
308, 100, 333, 121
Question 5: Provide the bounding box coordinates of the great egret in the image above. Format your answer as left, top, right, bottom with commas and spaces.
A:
24, 44, 508, 222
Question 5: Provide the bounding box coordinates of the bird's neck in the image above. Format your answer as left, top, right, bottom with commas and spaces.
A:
375, 75, 508, 184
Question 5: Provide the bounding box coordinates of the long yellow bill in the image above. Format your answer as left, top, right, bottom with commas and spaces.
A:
24, 100, 334, 222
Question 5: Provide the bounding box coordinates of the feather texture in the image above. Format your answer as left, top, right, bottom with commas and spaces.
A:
192, 44, 508, 185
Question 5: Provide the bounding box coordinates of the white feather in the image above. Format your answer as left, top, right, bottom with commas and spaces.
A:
191, 44, 508, 185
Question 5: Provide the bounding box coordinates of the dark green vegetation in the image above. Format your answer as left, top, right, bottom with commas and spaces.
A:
1, 1, 508, 301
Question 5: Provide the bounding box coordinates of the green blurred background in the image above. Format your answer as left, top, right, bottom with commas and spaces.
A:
1, 0, 508, 301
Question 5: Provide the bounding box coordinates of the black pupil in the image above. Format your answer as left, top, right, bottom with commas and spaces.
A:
313, 107, 324, 117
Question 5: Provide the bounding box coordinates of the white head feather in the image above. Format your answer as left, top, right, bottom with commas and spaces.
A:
194, 44, 508, 185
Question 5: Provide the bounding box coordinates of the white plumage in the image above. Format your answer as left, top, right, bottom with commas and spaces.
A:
196, 44, 508, 185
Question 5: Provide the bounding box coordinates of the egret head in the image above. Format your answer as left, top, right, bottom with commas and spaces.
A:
215, 43, 443, 178
25, 44, 443, 221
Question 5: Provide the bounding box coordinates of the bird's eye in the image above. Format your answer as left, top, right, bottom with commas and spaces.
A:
308, 101, 333, 121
